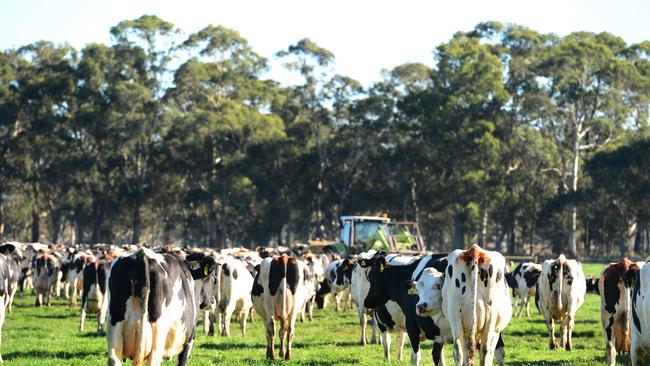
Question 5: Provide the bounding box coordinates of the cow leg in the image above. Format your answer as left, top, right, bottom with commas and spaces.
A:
107, 320, 124, 366
69, 278, 77, 307
80, 307, 86, 331
481, 331, 500, 366
8, 287, 16, 314
279, 320, 288, 359
285, 320, 296, 360
249, 307, 255, 323
381, 331, 391, 360
176, 339, 194, 366
221, 306, 234, 337
432, 342, 445, 366
396, 330, 406, 362
494, 333, 505, 366
265, 319, 275, 360
516, 288, 526, 318
525, 296, 531, 317
453, 338, 464, 366
603, 313, 615, 366
35, 293, 42, 307
408, 329, 422, 366
565, 313, 575, 351
358, 306, 367, 345
0, 297, 5, 363
334, 292, 341, 312
307, 298, 314, 321
239, 309, 248, 337
202, 310, 210, 335
546, 318, 558, 350
369, 313, 378, 344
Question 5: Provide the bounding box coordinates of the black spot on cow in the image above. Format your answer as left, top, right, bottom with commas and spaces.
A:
496, 269, 503, 284
461, 273, 466, 283
448, 265, 453, 277
632, 276, 642, 333
374, 304, 396, 331
523, 268, 541, 288
268, 255, 299, 296
488, 264, 493, 279
479, 268, 489, 287
603, 271, 621, 314
232, 268, 238, 280
455, 278, 460, 288
605, 315, 614, 340
462, 286, 466, 295
222, 263, 230, 277
252, 269, 263, 297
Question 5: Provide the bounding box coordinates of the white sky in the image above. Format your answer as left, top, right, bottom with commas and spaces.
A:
1, 0, 648, 87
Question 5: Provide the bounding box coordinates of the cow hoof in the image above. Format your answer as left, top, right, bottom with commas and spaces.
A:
550, 341, 557, 350
565, 343, 572, 351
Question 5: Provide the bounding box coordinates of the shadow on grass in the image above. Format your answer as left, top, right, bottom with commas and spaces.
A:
241, 357, 359, 365
79, 332, 104, 338
507, 329, 597, 338
32, 313, 75, 319
4, 350, 98, 360
199, 342, 259, 351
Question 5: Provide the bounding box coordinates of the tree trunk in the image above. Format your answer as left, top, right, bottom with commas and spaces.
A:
131, 201, 142, 244
220, 199, 228, 249
208, 203, 217, 248
277, 227, 283, 247
31, 206, 40, 243
478, 208, 488, 246
0, 185, 4, 242
568, 127, 581, 256
50, 210, 62, 244
75, 220, 84, 244
453, 211, 464, 249
91, 191, 102, 244
410, 178, 419, 223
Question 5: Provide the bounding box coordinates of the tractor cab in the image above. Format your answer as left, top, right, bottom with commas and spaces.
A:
334, 215, 425, 256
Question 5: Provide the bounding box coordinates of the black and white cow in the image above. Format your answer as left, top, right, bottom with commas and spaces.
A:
364, 251, 451, 366
216, 257, 253, 337
536, 254, 586, 351
106, 248, 217, 366
80, 258, 112, 334
68, 252, 96, 307
251, 254, 310, 360
0, 243, 16, 362
442, 244, 511, 366
315, 258, 353, 311
33, 253, 61, 307
630, 259, 650, 365
510, 262, 542, 317
599, 258, 644, 366
351, 251, 379, 345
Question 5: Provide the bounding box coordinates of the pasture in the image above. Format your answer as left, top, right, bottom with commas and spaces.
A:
0, 262, 640, 365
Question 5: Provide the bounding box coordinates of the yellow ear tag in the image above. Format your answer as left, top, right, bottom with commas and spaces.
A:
204, 265, 209, 276
378, 262, 385, 273
407, 287, 418, 296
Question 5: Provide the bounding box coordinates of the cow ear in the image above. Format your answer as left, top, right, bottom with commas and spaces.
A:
625, 268, 640, 288
404, 280, 418, 295
254, 264, 261, 273
359, 259, 367, 267
0, 243, 16, 256
377, 257, 386, 273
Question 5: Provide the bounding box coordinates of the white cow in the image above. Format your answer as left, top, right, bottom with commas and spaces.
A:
442, 244, 511, 366
631, 259, 650, 365
537, 254, 586, 351
252, 254, 310, 360
511, 262, 542, 317
351, 251, 379, 345
217, 257, 254, 337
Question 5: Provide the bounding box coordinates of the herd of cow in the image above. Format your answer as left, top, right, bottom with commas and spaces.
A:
0, 241, 649, 365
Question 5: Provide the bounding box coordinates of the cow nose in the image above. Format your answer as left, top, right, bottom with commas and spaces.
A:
417, 303, 428, 313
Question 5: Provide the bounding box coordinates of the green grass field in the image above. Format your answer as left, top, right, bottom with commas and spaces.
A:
0, 262, 644, 365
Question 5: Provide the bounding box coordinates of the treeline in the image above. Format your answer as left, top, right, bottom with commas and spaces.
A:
0, 16, 649, 256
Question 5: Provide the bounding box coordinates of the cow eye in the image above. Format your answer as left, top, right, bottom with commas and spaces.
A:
434, 284, 440, 290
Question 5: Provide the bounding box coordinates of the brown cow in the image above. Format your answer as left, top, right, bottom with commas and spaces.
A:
599, 258, 644, 366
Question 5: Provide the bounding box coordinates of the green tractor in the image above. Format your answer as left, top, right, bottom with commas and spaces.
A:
331, 215, 425, 256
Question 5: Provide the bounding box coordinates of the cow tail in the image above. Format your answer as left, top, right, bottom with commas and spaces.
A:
469, 255, 480, 360
556, 254, 565, 311
281, 255, 289, 320
134, 249, 151, 365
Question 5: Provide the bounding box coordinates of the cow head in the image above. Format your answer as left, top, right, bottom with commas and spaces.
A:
0, 243, 16, 257
315, 279, 331, 309
186, 253, 218, 310
408, 267, 444, 317
363, 254, 390, 309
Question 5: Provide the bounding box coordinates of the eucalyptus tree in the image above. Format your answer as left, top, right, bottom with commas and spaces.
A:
109, 15, 178, 243
535, 32, 644, 255
167, 25, 284, 247
276, 39, 336, 238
